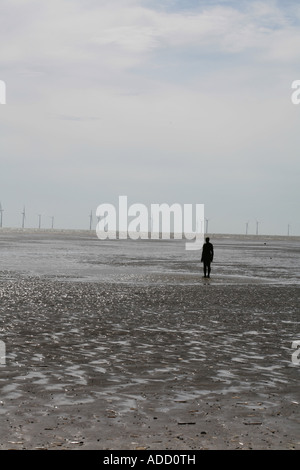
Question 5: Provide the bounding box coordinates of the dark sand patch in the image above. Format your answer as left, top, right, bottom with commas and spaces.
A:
0, 277, 299, 449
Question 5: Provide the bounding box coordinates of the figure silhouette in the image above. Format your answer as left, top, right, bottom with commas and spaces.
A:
201, 237, 214, 278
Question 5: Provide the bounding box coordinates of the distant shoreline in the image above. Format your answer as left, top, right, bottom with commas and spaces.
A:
0, 227, 299, 242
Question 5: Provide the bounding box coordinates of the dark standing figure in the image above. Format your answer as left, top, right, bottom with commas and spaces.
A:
201, 237, 214, 278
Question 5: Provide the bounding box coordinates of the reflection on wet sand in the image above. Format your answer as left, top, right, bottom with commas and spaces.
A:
0, 233, 299, 449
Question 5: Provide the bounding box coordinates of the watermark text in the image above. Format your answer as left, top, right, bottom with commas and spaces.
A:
291, 80, 300, 105
291, 340, 300, 365
96, 196, 204, 250
0, 340, 6, 365
0, 80, 6, 104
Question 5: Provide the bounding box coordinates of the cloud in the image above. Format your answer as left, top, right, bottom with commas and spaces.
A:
1, 0, 299, 232
1, 0, 300, 72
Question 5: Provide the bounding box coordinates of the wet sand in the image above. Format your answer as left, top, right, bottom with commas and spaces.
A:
0, 232, 299, 450
0, 276, 299, 449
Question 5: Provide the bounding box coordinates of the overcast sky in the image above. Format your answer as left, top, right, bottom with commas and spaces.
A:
1, 0, 300, 234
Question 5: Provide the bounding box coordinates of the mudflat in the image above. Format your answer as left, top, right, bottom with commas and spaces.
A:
0, 232, 299, 449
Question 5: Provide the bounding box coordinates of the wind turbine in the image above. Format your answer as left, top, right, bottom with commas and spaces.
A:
0, 202, 3, 228
21, 206, 26, 229
288, 223, 291, 236
89, 210, 93, 230
38, 214, 42, 229
50, 216, 54, 229
205, 218, 211, 234
256, 219, 260, 235
196, 218, 204, 235
245, 221, 249, 235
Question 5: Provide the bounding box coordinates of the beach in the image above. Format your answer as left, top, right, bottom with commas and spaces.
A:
0, 230, 299, 449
